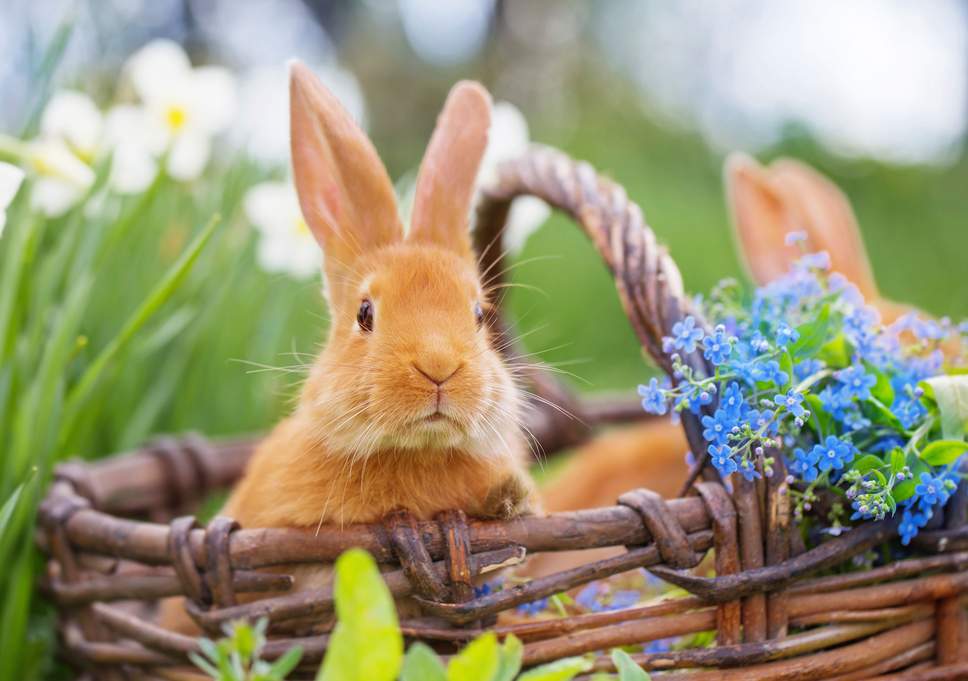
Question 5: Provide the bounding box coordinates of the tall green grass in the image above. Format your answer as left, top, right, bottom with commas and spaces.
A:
0, 44, 325, 673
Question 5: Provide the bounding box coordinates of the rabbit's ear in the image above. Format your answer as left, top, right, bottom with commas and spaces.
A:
724, 153, 879, 299
408, 81, 491, 256
768, 158, 878, 299
725, 153, 801, 286
289, 61, 402, 301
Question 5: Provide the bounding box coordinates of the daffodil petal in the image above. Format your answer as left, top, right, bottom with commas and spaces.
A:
0, 162, 26, 209
244, 182, 301, 235
478, 101, 531, 186
504, 196, 551, 254
104, 105, 167, 155
30, 177, 83, 218
190, 66, 238, 133
28, 140, 95, 189
110, 145, 158, 195
126, 39, 192, 106
288, 239, 323, 279
166, 131, 210, 181
40, 90, 103, 160
256, 234, 296, 273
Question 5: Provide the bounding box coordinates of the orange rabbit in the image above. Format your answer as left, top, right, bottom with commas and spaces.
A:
160, 65, 537, 635
226, 64, 537, 530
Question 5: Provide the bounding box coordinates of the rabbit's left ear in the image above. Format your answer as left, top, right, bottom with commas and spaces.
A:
409, 81, 491, 256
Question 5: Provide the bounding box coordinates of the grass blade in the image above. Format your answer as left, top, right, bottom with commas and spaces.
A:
58, 214, 221, 449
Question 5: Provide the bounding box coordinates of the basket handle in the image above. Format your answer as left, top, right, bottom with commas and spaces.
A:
475, 146, 716, 476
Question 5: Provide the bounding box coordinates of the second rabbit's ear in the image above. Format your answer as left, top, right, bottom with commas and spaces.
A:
724, 153, 803, 286
289, 61, 402, 305
408, 81, 492, 256
724, 153, 878, 300
768, 158, 878, 299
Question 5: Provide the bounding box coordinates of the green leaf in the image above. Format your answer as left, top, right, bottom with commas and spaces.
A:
188, 652, 220, 680
920, 440, 968, 466
267, 646, 303, 681
495, 635, 523, 681
804, 395, 832, 437
57, 213, 221, 448
612, 649, 651, 680
0, 478, 30, 542
866, 363, 895, 407
863, 398, 904, 431
817, 333, 853, 369
234, 620, 258, 664
517, 656, 594, 681
923, 375, 968, 440
447, 632, 500, 681
791, 303, 832, 356
892, 479, 916, 504
890, 448, 906, 474
853, 454, 885, 475
317, 549, 403, 681
401, 643, 446, 681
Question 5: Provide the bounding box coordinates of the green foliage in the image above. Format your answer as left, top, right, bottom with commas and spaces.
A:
401, 643, 447, 681
611, 650, 651, 681
923, 375, 968, 440
192, 550, 651, 681
190, 619, 302, 681
317, 549, 403, 681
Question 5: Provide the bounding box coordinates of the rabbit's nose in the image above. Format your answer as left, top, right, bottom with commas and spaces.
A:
413, 360, 461, 386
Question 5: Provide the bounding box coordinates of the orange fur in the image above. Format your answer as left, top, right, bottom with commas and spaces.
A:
230, 67, 537, 529
159, 67, 536, 634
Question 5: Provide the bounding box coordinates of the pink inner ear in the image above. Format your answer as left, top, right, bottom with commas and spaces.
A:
289, 61, 402, 271
321, 182, 342, 223
409, 81, 492, 255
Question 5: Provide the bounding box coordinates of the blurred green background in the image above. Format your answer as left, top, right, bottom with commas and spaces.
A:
4, 0, 965, 430
1, 1, 967, 677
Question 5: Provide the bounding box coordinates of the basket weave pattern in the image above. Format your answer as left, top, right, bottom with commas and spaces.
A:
40, 148, 968, 680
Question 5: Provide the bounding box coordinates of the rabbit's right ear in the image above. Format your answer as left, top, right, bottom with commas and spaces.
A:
289, 61, 402, 305
724, 153, 879, 299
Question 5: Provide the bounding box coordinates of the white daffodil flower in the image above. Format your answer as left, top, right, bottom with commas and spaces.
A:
476, 101, 550, 255
102, 105, 160, 195
40, 90, 103, 163
0, 162, 26, 237
25, 138, 96, 218
124, 39, 237, 181
34, 90, 159, 197
244, 181, 320, 280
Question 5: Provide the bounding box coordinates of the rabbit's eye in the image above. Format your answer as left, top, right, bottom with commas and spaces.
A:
474, 301, 484, 328
357, 299, 374, 332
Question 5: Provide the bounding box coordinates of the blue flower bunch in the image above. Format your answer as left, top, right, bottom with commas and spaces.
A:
638, 234, 967, 545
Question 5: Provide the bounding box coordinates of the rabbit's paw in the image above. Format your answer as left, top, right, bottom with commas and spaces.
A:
481, 473, 535, 520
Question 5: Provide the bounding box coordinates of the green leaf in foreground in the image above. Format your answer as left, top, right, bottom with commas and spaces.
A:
612, 648, 652, 680
920, 440, 968, 466
57, 213, 222, 447
401, 642, 446, 681
317, 548, 402, 681
267, 645, 304, 681
517, 655, 593, 681
448, 631, 500, 681
495, 634, 523, 681
924, 375, 968, 440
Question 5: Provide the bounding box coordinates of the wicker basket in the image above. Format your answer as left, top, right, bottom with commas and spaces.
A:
39, 148, 968, 680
